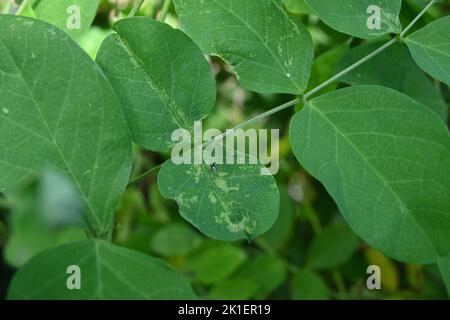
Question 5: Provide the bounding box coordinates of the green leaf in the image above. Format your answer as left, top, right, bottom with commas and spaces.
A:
290, 85, 450, 264
307, 224, 359, 270
96, 17, 216, 152
151, 224, 202, 257
437, 256, 450, 297
235, 255, 287, 299
291, 269, 330, 300
260, 185, 295, 249
7, 240, 197, 299
283, 0, 312, 15
186, 244, 246, 284
209, 278, 258, 300
5, 170, 86, 267
158, 159, 279, 241
405, 16, 450, 86
26, 0, 100, 40
78, 27, 111, 59
0, 15, 132, 236
307, 42, 349, 96
173, 0, 314, 94
304, 0, 402, 39
337, 42, 448, 121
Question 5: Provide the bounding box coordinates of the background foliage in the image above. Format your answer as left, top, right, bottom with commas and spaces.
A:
0, 0, 449, 300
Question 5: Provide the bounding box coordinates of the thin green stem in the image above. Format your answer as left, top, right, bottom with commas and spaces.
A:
127, 163, 163, 187
159, 0, 172, 22
304, 37, 398, 100
302, 202, 322, 234
332, 270, 347, 294
129, 0, 146, 17
204, 98, 301, 149
400, 0, 437, 38
204, 1, 437, 137
15, 0, 28, 15
125, 0, 438, 191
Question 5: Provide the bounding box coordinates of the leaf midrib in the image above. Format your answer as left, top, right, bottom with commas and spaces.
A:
113, 32, 191, 131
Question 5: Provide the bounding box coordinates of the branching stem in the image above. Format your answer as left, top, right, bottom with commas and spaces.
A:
128, 1, 438, 186
216, 0, 437, 135
127, 163, 163, 187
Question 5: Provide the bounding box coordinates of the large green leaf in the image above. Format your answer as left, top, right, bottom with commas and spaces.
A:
307, 224, 359, 270
0, 15, 132, 236
158, 158, 279, 241
24, 0, 100, 40
304, 0, 402, 39
96, 17, 216, 152
337, 42, 448, 121
405, 16, 450, 86
7, 240, 196, 299
290, 85, 450, 264
173, 0, 314, 94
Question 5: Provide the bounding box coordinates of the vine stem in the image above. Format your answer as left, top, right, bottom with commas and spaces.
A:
303, 37, 398, 100
159, 0, 172, 22
400, 0, 437, 38
127, 0, 437, 184
127, 163, 163, 187
15, 0, 28, 15
129, 0, 146, 17
211, 0, 437, 136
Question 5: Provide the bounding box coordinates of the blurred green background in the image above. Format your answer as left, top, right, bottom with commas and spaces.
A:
0, 0, 449, 300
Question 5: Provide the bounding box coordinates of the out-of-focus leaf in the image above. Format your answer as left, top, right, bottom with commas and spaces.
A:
26, 0, 100, 40
304, 0, 402, 39
260, 185, 295, 249
151, 224, 202, 257
283, 0, 311, 15
307, 42, 349, 96
365, 248, 399, 291
338, 42, 448, 121
78, 27, 111, 59
405, 16, 450, 86
307, 224, 359, 270
235, 255, 287, 299
8, 240, 197, 299
186, 244, 246, 284
209, 278, 258, 300
174, 0, 314, 94
4, 170, 85, 267
291, 269, 330, 300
